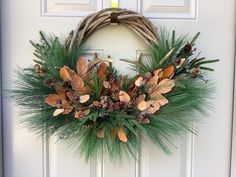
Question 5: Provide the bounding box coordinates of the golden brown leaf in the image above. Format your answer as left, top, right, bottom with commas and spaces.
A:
60, 67, 71, 81
119, 91, 131, 103
62, 103, 73, 115
45, 94, 66, 107
118, 127, 128, 142
76, 57, 88, 77
71, 75, 85, 92
79, 95, 90, 103
97, 63, 108, 81
55, 86, 67, 100
162, 65, 175, 79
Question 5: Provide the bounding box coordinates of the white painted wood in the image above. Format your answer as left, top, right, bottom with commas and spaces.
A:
139, 0, 196, 19
1, 0, 235, 177
41, 0, 103, 17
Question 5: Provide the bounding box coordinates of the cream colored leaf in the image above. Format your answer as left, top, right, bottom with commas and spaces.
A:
119, 91, 131, 103
138, 101, 148, 111
136, 94, 146, 105
53, 108, 64, 117
79, 95, 90, 103
135, 77, 144, 87
176, 58, 186, 68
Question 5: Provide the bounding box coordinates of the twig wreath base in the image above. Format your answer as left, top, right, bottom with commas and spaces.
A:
11, 8, 218, 161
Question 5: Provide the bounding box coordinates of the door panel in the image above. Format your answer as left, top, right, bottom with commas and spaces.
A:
1, 0, 235, 177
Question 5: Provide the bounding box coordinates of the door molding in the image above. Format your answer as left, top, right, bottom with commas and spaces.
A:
0, 0, 3, 175
231, 2, 236, 176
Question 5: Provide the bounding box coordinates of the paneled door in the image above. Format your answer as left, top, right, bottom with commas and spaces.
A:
1, 0, 235, 177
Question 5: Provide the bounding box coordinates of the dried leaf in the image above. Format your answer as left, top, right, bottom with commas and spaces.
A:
53, 108, 64, 117
146, 100, 160, 114
136, 94, 146, 105
135, 77, 144, 86
83, 109, 90, 116
176, 58, 186, 68
71, 75, 85, 92
141, 118, 150, 124
45, 94, 66, 107
96, 129, 105, 138
55, 86, 67, 100
190, 66, 201, 78
162, 65, 175, 79
103, 81, 111, 89
74, 109, 90, 119
150, 94, 169, 106
60, 67, 71, 81
153, 79, 175, 94
92, 101, 100, 107
76, 57, 88, 77
147, 75, 159, 87
62, 103, 73, 115
90, 53, 113, 66
118, 127, 127, 142
138, 101, 148, 111
79, 95, 90, 103
75, 110, 84, 119
97, 63, 108, 81
153, 69, 162, 76
119, 91, 130, 103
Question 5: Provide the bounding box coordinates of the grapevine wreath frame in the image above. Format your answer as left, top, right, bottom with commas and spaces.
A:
11, 8, 219, 161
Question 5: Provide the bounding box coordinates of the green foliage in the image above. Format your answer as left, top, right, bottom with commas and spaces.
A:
10, 29, 218, 162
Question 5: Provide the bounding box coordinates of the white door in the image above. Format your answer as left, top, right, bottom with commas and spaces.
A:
1, 0, 235, 177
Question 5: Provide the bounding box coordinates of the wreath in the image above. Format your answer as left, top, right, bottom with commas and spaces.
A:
11, 8, 219, 161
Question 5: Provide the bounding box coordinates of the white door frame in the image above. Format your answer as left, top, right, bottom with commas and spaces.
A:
0, 0, 3, 175
0, 3, 236, 177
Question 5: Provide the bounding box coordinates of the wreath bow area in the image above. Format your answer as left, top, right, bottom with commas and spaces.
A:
11, 8, 219, 161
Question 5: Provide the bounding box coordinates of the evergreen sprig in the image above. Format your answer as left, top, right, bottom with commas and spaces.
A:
10, 29, 218, 161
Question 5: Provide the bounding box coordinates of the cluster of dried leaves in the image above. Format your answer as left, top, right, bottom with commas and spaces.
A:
41, 53, 179, 142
